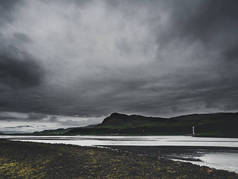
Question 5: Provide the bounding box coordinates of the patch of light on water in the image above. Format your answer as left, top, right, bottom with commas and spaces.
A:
172, 152, 238, 173
1, 135, 238, 147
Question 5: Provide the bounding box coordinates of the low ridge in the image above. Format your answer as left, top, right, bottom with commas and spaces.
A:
34, 112, 238, 137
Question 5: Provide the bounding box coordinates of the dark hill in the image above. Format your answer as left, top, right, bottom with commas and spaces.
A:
100, 112, 166, 127
34, 112, 238, 137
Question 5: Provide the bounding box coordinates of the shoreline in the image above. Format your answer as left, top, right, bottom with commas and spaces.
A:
108, 145, 238, 173
0, 139, 238, 178
3, 133, 238, 138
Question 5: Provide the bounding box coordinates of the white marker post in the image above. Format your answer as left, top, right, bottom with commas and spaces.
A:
192, 126, 195, 136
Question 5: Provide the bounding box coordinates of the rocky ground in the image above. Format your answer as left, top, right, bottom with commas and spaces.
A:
0, 139, 237, 178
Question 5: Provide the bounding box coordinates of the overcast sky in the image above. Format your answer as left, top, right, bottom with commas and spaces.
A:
0, 0, 238, 131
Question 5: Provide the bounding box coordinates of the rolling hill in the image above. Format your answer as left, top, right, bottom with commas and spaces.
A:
33, 112, 238, 137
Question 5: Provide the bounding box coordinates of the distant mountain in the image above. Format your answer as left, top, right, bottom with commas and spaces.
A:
34, 112, 238, 137
100, 112, 166, 128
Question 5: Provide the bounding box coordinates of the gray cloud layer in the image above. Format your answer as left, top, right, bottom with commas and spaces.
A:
0, 0, 238, 118
0, 111, 103, 133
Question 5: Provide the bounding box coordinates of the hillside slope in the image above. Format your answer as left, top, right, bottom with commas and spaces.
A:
34, 112, 238, 137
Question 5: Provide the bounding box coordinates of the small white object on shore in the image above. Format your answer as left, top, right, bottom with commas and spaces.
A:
192, 126, 195, 136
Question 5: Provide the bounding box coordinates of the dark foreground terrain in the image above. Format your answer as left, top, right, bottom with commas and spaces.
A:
0, 140, 237, 178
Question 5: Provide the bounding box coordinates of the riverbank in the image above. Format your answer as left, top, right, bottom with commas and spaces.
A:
0, 139, 237, 178
109, 146, 238, 172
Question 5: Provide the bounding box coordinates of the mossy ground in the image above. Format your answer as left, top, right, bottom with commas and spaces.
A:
0, 139, 237, 178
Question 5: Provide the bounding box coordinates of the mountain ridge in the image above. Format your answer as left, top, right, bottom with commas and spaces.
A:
33, 112, 238, 137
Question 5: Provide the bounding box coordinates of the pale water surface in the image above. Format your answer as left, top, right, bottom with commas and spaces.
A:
1, 135, 238, 173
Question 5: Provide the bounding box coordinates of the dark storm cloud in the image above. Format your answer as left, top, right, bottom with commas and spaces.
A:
0, 0, 238, 120
181, 0, 238, 40
0, 50, 43, 89
0, 0, 22, 25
